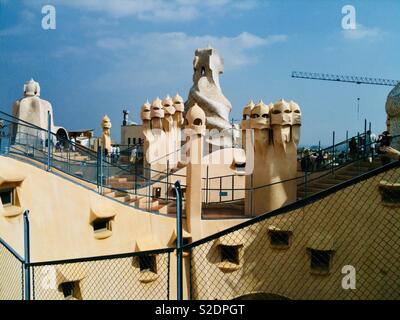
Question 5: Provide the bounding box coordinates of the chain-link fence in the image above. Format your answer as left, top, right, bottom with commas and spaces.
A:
1, 236, 173, 300
0, 238, 24, 300
30, 249, 172, 300
188, 160, 400, 300
1, 161, 400, 300
1, 146, 400, 300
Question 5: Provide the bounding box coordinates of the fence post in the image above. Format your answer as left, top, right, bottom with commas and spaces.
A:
47, 111, 51, 171
174, 181, 183, 301
23, 210, 31, 300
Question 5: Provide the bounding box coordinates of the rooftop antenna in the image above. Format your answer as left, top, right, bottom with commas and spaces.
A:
123, 109, 129, 126
357, 98, 360, 120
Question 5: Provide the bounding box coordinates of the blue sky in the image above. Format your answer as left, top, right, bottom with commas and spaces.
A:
0, 0, 399, 145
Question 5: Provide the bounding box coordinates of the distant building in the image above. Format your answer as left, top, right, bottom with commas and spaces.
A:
68, 129, 95, 149
121, 120, 144, 146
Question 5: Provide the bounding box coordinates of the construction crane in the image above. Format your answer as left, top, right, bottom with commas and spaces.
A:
292, 71, 399, 87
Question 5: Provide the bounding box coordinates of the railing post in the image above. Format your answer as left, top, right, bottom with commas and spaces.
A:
174, 181, 183, 301
23, 210, 31, 300
364, 118, 367, 159
97, 146, 101, 193
250, 174, 254, 217
219, 176, 223, 203
32, 130, 37, 157
148, 177, 151, 212
232, 175, 234, 201
134, 158, 138, 195
357, 132, 361, 174
67, 143, 70, 173
304, 167, 308, 198
332, 131, 335, 174
47, 111, 51, 171
99, 146, 104, 195
206, 165, 209, 204
166, 160, 170, 202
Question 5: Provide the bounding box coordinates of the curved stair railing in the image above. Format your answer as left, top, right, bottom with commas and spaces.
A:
1, 110, 397, 217
0, 113, 182, 214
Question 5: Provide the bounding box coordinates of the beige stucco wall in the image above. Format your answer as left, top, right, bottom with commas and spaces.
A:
0, 155, 248, 300
0, 156, 247, 261
3, 156, 397, 300
191, 166, 400, 300
0, 156, 175, 262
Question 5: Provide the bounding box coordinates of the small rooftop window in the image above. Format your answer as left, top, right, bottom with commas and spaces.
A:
215, 236, 244, 272
269, 230, 291, 249
139, 255, 157, 273
1, 185, 23, 218
0, 188, 13, 207
309, 249, 333, 275
220, 245, 240, 265
135, 254, 159, 283
379, 181, 400, 207
91, 217, 113, 240
93, 218, 111, 233
59, 281, 81, 300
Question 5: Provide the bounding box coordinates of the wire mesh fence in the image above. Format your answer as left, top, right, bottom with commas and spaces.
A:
31, 250, 172, 300
1, 161, 400, 300
2, 110, 400, 300
188, 160, 400, 300
0, 239, 24, 300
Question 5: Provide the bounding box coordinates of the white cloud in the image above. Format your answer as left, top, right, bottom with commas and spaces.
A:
24, 0, 260, 21
97, 31, 287, 68
92, 31, 287, 90
342, 24, 386, 41
51, 45, 88, 58
0, 9, 34, 37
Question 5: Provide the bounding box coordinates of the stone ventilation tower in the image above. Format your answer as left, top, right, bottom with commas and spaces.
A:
162, 95, 176, 166
386, 82, 400, 149
173, 94, 185, 163
186, 47, 232, 132
100, 115, 112, 155
242, 99, 302, 216
185, 103, 206, 238
12, 79, 68, 146
140, 100, 152, 168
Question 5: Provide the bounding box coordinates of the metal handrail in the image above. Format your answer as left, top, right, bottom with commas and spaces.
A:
201, 135, 400, 205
